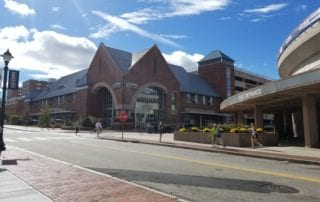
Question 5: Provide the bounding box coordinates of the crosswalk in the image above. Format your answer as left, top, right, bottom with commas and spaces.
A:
5, 136, 74, 142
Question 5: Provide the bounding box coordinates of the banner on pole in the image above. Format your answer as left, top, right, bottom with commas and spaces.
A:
8, 70, 19, 89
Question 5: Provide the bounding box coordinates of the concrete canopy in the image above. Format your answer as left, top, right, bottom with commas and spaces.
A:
220, 68, 320, 113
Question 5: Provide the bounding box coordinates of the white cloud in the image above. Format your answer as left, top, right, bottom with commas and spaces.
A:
50, 24, 66, 30
91, 10, 180, 48
0, 26, 97, 79
160, 34, 188, 39
91, 1, 230, 48
121, 0, 230, 24
52, 6, 61, 12
4, 0, 35, 16
168, 0, 230, 16
163, 50, 204, 71
120, 8, 163, 24
89, 24, 120, 39
244, 3, 288, 14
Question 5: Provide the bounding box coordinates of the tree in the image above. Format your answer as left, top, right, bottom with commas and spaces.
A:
39, 107, 50, 127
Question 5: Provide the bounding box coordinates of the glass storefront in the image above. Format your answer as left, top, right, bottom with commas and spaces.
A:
135, 87, 164, 129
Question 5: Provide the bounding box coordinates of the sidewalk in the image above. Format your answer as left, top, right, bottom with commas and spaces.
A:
1, 146, 183, 202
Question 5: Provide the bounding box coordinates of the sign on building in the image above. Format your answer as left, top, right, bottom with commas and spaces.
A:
8, 70, 19, 89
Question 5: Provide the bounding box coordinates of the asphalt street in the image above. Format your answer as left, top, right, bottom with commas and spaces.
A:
4, 128, 320, 202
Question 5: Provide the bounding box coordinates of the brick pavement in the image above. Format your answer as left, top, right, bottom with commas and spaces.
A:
1, 146, 182, 202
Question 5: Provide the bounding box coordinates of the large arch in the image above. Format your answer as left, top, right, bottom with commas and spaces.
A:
91, 82, 117, 128
131, 83, 168, 129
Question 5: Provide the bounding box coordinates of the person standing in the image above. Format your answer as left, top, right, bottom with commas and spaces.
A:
250, 123, 263, 148
75, 121, 80, 136
158, 121, 164, 142
95, 120, 102, 137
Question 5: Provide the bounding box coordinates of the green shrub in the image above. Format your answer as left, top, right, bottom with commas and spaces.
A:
82, 117, 93, 127
9, 114, 23, 125
222, 123, 237, 132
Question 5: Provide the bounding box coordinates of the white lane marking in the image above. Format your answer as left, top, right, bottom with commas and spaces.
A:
16, 137, 33, 142
5, 138, 17, 142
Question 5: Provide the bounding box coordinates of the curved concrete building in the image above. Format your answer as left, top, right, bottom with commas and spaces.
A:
278, 8, 320, 78
221, 8, 320, 148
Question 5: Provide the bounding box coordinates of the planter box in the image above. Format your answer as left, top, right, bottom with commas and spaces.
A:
174, 132, 213, 144
174, 132, 278, 147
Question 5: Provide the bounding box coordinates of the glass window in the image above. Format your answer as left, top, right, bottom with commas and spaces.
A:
186, 94, 191, 103
171, 91, 177, 114
135, 87, 164, 128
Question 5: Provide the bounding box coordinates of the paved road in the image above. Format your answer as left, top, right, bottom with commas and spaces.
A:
5, 128, 320, 202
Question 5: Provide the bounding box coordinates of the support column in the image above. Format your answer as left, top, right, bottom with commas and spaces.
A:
302, 94, 319, 148
237, 111, 244, 126
254, 105, 263, 128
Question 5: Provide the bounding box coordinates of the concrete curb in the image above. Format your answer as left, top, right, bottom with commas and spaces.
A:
99, 137, 320, 166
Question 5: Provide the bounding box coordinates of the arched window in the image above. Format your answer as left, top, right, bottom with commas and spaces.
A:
135, 87, 164, 129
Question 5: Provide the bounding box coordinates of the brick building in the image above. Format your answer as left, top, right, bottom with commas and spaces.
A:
7, 43, 269, 129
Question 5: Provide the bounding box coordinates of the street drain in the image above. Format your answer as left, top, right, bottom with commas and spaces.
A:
263, 184, 299, 194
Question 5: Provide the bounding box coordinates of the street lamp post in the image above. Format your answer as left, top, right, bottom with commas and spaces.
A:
0, 49, 13, 153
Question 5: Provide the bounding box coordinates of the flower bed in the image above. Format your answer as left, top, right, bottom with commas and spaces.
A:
174, 131, 278, 147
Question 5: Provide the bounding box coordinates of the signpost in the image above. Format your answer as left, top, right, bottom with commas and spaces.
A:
120, 111, 128, 139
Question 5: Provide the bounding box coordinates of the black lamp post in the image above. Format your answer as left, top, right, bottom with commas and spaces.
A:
0, 49, 13, 153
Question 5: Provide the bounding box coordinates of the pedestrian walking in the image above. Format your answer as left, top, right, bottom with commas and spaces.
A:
210, 123, 218, 147
158, 121, 164, 142
215, 124, 225, 148
95, 120, 102, 137
250, 123, 263, 148
75, 121, 80, 135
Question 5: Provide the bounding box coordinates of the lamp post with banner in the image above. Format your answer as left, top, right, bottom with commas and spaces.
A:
0, 49, 13, 154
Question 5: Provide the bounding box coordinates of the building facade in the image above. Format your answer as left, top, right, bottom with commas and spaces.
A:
6, 43, 269, 129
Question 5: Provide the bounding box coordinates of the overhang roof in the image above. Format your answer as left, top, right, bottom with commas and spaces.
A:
220, 68, 320, 112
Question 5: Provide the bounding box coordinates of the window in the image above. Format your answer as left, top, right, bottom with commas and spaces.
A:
186, 94, 191, 103
171, 91, 177, 114
194, 95, 198, 104
202, 96, 206, 105
208, 97, 213, 106
226, 66, 232, 97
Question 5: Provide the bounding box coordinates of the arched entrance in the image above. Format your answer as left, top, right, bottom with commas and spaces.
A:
96, 87, 114, 128
135, 86, 165, 129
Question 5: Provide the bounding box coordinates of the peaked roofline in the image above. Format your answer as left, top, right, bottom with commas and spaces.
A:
199, 50, 235, 63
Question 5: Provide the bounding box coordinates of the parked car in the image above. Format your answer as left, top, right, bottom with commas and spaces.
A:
146, 122, 174, 133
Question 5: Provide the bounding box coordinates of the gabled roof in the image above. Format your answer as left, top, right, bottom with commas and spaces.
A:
168, 64, 220, 97
131, 47, 151, 67
199, 50, 234, 63
105, 46, 132, 73
34, 69, 88, 100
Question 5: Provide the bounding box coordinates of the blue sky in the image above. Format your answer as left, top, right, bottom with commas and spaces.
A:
0, 0, 319, 84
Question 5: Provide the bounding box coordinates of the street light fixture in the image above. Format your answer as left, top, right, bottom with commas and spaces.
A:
0, 49, 13, 153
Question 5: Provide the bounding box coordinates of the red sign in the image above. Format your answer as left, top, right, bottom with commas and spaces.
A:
120, 111, 128, 122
